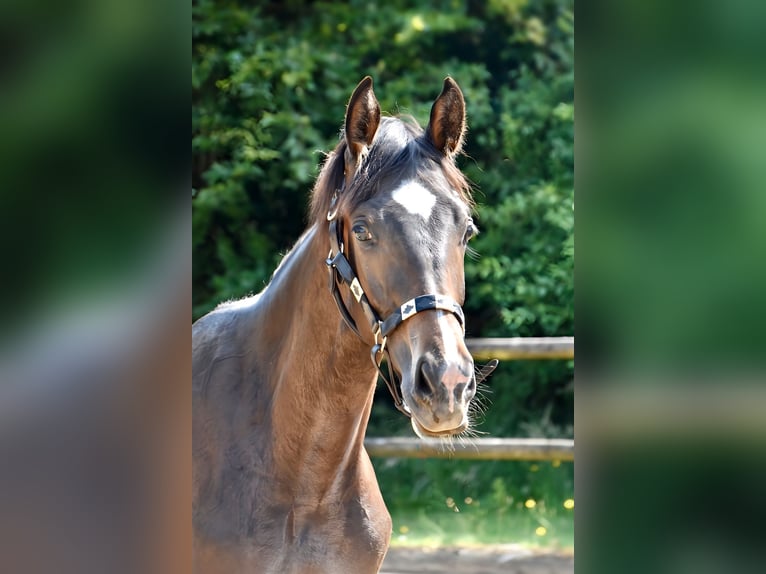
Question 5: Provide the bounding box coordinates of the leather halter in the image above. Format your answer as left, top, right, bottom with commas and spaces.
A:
324, 190, 498, 417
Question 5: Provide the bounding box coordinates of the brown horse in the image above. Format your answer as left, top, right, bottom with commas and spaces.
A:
193, 77, 496, 573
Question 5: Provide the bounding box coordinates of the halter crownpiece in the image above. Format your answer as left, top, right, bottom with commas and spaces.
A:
325, 201, 498, 417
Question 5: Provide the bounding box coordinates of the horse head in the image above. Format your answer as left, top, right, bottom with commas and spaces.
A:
319, 77, 492, 438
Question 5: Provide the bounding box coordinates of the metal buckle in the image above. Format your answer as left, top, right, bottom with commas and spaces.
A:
372, 322, 387, 355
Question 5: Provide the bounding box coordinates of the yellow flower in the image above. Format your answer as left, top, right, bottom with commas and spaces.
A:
564, 498, 574, 509
535, 526, 547, 536
411, 15, 425, 31
524, 499, 536, 509
399, 525, 409, 534
552, 459, 561, 467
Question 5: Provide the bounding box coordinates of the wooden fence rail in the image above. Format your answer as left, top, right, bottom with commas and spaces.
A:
466, 337, 574, 360
365, 437, 574, 461
368, 337, 575, 461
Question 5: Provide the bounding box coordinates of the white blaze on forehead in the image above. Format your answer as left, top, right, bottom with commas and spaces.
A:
391, 181, 436, 221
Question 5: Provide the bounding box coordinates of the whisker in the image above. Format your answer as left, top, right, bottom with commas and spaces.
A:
440, 434, 455, 454
466, 246, 481, 260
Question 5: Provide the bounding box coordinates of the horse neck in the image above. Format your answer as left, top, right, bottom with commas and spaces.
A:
260, 223, 379, 499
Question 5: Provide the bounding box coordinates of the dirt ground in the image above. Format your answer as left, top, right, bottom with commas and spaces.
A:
380, 545, 574, 574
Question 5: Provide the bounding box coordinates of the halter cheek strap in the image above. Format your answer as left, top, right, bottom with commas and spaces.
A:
325, 196, 497, 417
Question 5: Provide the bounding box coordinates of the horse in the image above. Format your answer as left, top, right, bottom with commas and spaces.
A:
193, 76, 497, 573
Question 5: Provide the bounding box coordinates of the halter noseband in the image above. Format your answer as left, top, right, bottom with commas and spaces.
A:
324, 190, 498, 417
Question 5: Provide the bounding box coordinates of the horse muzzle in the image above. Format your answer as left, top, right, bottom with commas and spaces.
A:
402, 351, 476, 437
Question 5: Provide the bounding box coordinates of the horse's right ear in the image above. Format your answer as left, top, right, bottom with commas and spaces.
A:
344, 76, 380, 178
426, 77, 466, 156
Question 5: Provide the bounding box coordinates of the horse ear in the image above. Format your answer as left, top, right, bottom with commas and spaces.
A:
426, 77, 466, 155
344, 76, 381, 171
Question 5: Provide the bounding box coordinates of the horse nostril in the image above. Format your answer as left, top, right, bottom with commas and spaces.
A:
454, 376, 476, 403
465, 376, 477, 400
415, 361, 437, 398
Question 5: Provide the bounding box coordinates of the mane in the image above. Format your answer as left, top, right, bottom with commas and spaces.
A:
309, 116, 474, 223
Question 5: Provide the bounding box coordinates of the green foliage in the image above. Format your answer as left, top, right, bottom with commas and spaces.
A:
378, 458, 574, 548
193, 0, 574, 528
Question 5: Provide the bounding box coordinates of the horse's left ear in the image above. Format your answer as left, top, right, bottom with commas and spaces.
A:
344, 76, 381, 176
426, 77, 466, 156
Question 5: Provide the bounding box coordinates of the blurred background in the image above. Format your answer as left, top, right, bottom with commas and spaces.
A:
192, 0, 575, 551
578, 1, 766, 572
0, 1, 188, 573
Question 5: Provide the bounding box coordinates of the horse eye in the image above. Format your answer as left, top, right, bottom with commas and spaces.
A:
352, 224, 373, 242
463, 223, 478, 244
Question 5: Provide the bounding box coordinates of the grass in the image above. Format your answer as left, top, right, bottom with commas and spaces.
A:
372, 457, 574, 551
389, 503, 574, 550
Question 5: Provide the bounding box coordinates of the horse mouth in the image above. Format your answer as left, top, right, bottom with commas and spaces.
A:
411, 417, 468, 438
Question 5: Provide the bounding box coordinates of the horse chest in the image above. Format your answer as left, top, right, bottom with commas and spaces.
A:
272, 506, 389, 572
195, 469, 391, 573
255, 478, 391, 574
